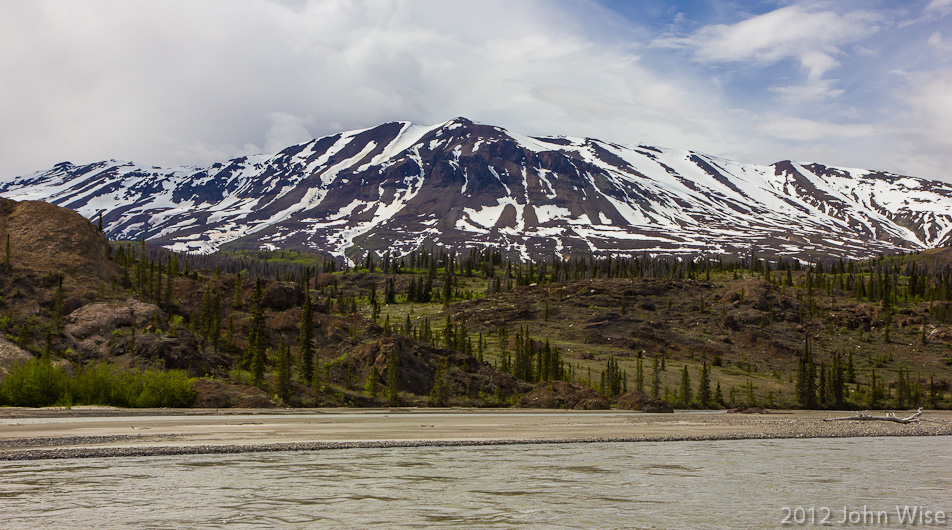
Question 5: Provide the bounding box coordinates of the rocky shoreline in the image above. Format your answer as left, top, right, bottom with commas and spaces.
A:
2, 408, 950, 461
3, 428, 952, 461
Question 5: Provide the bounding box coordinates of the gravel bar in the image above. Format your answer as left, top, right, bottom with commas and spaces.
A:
2, 408, 950, 461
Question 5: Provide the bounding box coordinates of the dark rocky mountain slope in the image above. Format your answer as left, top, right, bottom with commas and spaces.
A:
3, 118, 951, 263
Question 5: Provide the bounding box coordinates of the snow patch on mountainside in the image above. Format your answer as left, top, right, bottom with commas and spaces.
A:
2, 118, 951, 262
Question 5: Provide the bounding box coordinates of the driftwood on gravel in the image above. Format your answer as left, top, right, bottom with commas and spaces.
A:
823, 407, 923, 424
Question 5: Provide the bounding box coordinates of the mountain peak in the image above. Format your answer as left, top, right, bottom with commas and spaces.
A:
2, 120, 950, 262
444, 116, 476, 127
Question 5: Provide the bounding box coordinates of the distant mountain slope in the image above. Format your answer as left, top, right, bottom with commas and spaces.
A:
3, 117, 951, 262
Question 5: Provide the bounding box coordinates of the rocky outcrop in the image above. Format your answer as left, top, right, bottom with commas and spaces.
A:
518, 381, 610, 410
129, 333, 217, 375
616, 390, 674, 413
61, 300, 215, 374
0, 198, 119, 282
346, 335, 528, 403
63, 300, 163, 359
191, 378, 276, 408
0, 336, 32, 378
64, 300, 161, 340
262, 282, 304, 310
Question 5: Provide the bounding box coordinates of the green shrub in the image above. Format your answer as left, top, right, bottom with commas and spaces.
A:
0, 358, 69, 407
1, 360, 196, 408
71, 362, 127, 405
126, 368, 196, 407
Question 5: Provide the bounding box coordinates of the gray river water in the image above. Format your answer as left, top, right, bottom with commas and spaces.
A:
1, 437, 950, 529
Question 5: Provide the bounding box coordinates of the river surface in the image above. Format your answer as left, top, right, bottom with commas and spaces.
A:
1, 436, 949, 529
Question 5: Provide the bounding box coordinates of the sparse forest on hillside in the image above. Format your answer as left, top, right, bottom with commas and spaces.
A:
2, 219, 952, 410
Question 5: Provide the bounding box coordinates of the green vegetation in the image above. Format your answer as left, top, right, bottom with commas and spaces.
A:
111, 244, 952, 409
0, 358, 195, 408
4, 235, 952, 410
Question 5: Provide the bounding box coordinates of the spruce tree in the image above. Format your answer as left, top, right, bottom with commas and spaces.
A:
651, 356, 661, 398
299, 289, 315, 384
795, 336, 817, 408
697, 363, 711, 408
232, 272, 243, 309
635, 355, 644, 394
364, 368, 380, 399
831, 351, 845, 408
429, 359, 451, 406
386, 351, 400, 406
277, 337, 291, 403
847, 349, 856, 382
247, 279, 267, 385
163, 272, 172, 308
679, 365, 692, 407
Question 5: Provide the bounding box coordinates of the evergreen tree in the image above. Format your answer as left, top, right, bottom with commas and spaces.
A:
697, 363, 711, 407
635, 355, 644, 394
746, 379, 756, 406
364, 368, 380, 398
232, 272, 243, 309
600, 356, 624, 398
299, 289, 315, 384
277, 337, 291, 403
441, 272, 453, 307
247, 279, 268, 386
795, 336, 817, 408
163, 271, 173, 308
385, 277, 396, 304
679, 365, 692, 407
429, 359, 451, 406
929, 375, 940, 409
386, 351, 400, 406
847, 350, 856, 382
830, 351, 845, 408
651, 356, 661, 398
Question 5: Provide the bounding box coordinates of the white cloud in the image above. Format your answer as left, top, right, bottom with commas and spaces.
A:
888, 68, 952, 178
264, 113, 315, 154
656, 4, 881, 65
926, 0, 952, 16
799, 51, 840, 82
770, 81, 845, 102
0, 0, 736, 178
927, 31, 952, 56
755, 114, 877, 142
0, 0, 949, 186
653, 3, 881, 103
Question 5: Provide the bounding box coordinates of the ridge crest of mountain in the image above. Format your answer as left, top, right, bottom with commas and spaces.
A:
3, 118, 950, 262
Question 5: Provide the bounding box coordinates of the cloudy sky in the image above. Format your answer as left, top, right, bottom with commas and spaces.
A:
2, 0, 951, 182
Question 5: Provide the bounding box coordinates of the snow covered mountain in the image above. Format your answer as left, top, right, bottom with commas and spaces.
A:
3, 117, 952, 262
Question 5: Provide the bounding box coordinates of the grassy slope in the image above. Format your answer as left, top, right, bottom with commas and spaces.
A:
5, 238, 952, 409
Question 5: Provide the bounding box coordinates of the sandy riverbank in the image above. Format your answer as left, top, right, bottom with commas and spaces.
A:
1, 407, 950, 460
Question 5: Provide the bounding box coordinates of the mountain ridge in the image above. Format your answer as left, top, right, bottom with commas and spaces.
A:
2, 117, 951, 262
